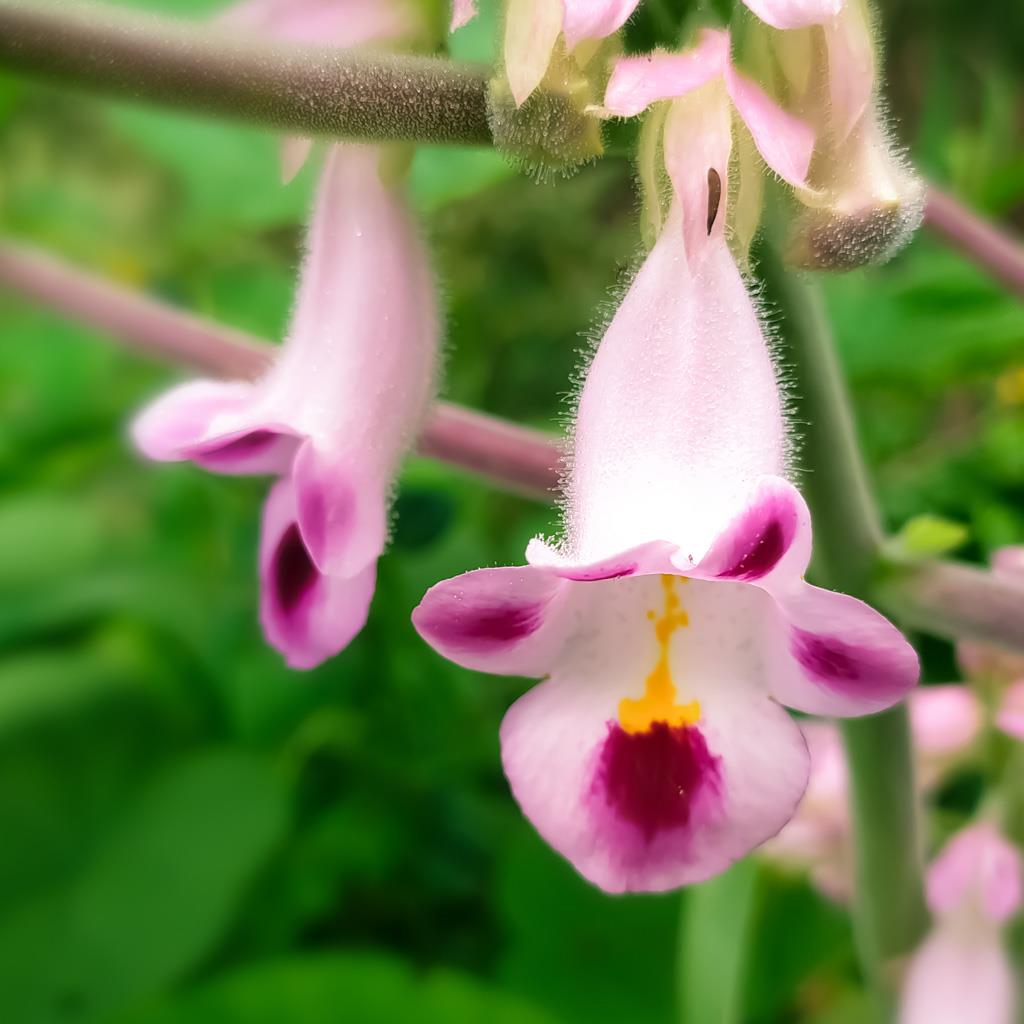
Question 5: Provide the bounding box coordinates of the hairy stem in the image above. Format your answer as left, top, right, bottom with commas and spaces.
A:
0, 237, 1021, 655
0, 0, 492, 145
756, 237, 928, 1013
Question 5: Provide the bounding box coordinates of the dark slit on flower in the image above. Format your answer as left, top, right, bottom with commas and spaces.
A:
706, 168, 722, 235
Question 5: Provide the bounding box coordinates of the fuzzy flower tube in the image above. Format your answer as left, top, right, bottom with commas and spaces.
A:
899, 823, 1022, 1024
413, 38, 917, 893
134, 143, 438, 668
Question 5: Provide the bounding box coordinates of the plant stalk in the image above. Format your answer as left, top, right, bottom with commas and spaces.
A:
756, 236, 929, 1013
0, 0, 492, 146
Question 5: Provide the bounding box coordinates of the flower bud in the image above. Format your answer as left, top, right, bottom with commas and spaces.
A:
744, 0, 924, 270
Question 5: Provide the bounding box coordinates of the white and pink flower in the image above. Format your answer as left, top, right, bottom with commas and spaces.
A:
900, 822, 1022, 1024
413, 36, 916, 891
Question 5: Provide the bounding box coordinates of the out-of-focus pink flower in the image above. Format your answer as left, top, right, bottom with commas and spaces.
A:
602, 28, 813, 259
740, 0, 843, 29
413, 87, 915, 890
900, 823, 1022, 1024
763, 686, 982, 900
135, 146, 438, 668
957, 547, 1024, 685
996, 680, 1024, 741
220, 0, 419, 180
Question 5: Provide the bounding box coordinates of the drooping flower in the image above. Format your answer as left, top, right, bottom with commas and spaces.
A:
741, 0, 924, 267
762, 686, 983, 901
601, 28, 815, 260
220, 0, 420, 180
900, 822, 1022, 1024
135, 144, 438, 668
413, 51, 916, 891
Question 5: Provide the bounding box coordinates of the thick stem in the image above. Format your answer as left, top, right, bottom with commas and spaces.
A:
756, 237, 928, 1012
0, 0, 492, 146
0, 240, 559, 499
925, 187, 1024, 300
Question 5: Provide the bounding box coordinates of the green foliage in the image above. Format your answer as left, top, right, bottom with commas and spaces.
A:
0, 1, 1021, 1022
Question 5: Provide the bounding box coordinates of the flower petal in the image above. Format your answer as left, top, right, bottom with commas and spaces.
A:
259, 478, 376, 670
927, 823, 1023, 925
566, 218, 787, 563
822, 0, 875, 143
561, 0, 641, 48
413, 563, 576, 677
281, 136, 314, 184
504, 0, 563, 107
996, 680, 1024, 741
740, 0, 844, 30
684, 476, 811, 583
602, 31, 728, 117
450, 0, 477, 31
220, 0, 414, 47
724, 64, 814, 188
900, 927, 1017, 1024
909, 685, 982, 780
762, 583, 919, 716
291, 439, 388, 578
499, 575, 809, 892
131, 379, 299, 475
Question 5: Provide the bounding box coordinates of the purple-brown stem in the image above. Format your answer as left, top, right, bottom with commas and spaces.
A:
925, 187, 1024, 299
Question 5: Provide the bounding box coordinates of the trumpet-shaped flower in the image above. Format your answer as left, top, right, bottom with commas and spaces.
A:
602, 28, 814, 260
762, 686, 982, 901
900, 823, 1022, 1024
414, 75, 916, 890
135, 145, 438, 668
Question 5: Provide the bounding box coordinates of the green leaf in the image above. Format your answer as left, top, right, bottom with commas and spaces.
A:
496, 828, 676, 1024
113, 952, 563, 1024
889, 514, 970, 559
0, 749, 289, 1024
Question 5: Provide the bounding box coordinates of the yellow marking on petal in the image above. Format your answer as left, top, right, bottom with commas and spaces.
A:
618, 575, 701, 734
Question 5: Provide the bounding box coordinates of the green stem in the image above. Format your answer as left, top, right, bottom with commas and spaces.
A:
756, 236, 928, 1013
0, 0, 492, 145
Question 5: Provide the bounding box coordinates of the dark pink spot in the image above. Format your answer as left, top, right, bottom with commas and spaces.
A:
792, 629, 906, 700
595, 721, 721, 841
717, 517, 788, 580
428, 601, 545, 652
208, 430, 278, 458
273, 524, 319, 616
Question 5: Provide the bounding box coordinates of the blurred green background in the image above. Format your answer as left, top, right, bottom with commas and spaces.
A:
0, 0, 1022, 1022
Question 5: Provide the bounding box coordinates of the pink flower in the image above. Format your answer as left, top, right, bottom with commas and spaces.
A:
740, 0, 844, 29
996, 680, 1024, 741
744, 0, 924, 267
762, 686, 982, 900
413, 58, 916, 889
900, 823, 1022, 1024
135, 145, 439, 668
454, 0, 642, 106
602, 28, 814, 258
